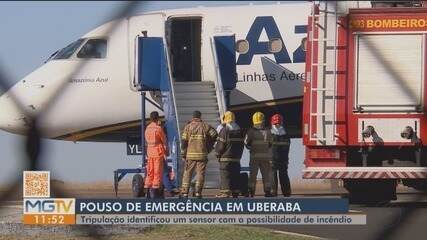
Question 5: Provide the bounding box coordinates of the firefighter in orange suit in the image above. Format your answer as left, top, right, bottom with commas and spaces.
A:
144, 111, 168, 198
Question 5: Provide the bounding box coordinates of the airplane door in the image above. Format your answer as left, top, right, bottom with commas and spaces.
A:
129, 13, 166, 89
213, 35, 237, 91
168, 17, 202, 82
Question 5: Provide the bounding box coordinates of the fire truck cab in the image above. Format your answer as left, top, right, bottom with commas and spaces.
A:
303, 1, 427, 203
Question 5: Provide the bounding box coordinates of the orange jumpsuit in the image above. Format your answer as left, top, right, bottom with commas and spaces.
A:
144, 122, 167, 189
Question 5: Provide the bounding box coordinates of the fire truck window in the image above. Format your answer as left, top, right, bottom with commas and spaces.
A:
356, 34, 423, 112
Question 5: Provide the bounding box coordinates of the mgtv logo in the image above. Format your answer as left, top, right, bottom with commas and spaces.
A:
24, 198, 75, 214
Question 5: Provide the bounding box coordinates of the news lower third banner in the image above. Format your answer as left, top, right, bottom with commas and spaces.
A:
23, 198, 366, 225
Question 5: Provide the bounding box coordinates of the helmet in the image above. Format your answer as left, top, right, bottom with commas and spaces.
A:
252, 112, 265, 125
223, 111, 235, 124
271, 114, 283, 125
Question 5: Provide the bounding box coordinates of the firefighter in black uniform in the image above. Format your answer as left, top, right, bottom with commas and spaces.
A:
270, 113, 291, 197
245, 112, 273, 197
215, 111, 245, 198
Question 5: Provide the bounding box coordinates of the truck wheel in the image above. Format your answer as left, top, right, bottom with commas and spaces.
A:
132, 174, 145, 198
402, 179, 427, 192
344, 179, 397, 204
239, 173, 249, 197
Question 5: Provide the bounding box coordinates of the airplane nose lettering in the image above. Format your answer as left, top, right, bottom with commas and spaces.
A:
0, 93, 28, 134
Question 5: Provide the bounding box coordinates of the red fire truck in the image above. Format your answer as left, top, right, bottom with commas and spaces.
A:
303, 1, 427, 202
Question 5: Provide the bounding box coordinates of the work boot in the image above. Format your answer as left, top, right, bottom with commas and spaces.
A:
195, 192, 203, 199
145, 188, 151, 199
283, 191, 291, 197
232, 192, 239, 198
171, 188, 180, 194
215, 193, 230, 198
149, 188, 157, 199
179, 193, 189, 199
264, 192, 274, 198
164, 191, 176, 198
158, 188, 165, 199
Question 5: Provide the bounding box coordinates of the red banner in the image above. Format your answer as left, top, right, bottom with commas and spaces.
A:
350, 15, 427, 32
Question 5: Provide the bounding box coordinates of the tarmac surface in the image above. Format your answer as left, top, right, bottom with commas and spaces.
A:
266, 193, 427, 240
1, 189, 426, 240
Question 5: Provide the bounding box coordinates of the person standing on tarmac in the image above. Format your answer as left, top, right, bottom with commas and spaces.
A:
163, 162, 180, 197
215, 111, 245, 198
180, 110, 218, 198
244, 112, 273, 197
270, 114, 292, 197
144, 111, 168, 199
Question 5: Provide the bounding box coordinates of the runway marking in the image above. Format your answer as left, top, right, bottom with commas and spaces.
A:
272, 230, 326, 239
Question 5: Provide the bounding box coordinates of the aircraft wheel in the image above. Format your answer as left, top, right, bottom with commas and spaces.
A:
132, 174, 145, 198
344, 179, 397, 205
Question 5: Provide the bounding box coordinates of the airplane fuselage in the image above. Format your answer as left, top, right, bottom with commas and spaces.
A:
0, 3, 313, 141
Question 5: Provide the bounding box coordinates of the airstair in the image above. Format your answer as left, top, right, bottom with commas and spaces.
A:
114, 35, 237, 194
173, 81, 223, 188
174, 81, 221, 130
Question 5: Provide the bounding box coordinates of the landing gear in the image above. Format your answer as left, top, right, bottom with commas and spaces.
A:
344, 179, 397, 204
132, 174, 145, 198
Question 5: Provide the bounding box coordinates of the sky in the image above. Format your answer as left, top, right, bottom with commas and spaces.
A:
0, 1, 306, 185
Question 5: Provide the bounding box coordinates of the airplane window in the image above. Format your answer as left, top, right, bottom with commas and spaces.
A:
268, 38, 283, 53
53, 39, 85, 59
77, 39, 107, 59
236, 39, 249, 54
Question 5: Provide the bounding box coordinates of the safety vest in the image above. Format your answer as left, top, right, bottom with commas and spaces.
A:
145, 122, 167, 158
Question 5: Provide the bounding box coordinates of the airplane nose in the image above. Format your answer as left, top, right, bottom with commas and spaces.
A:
0, 93, 29, 134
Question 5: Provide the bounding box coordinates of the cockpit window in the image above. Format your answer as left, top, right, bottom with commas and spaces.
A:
77, 39, 107, 59
53, 39, 85, 60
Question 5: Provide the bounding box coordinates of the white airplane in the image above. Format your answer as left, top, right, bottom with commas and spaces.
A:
0, 2, 368, 142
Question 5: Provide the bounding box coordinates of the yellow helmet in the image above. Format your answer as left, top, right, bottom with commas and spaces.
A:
252, 112, 265, 125
223, 111, 235, 124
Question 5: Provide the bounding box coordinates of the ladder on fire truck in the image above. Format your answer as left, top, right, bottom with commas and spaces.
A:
309, 1, 344, 145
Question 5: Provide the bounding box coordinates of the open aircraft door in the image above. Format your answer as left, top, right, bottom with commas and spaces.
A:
116, 13, 182, 197
128, 13, 166, 90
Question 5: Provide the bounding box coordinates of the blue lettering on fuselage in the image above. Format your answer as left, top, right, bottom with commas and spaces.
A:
237, 16, 307, 65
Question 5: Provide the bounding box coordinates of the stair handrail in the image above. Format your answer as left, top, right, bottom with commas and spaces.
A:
210, 37, 228, 118
161, 37, 181, 143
